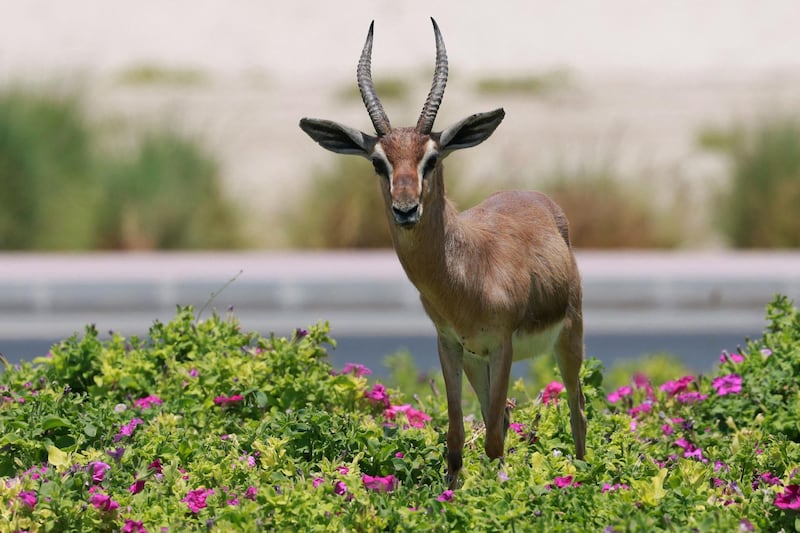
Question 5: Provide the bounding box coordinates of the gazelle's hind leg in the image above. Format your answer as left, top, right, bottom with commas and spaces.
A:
554, 317, 586, 459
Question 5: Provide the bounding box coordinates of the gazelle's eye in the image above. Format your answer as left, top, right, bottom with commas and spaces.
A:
423, 154, 438, 176
372, 158, 389, 178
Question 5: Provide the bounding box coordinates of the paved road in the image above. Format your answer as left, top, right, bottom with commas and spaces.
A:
1, 251, 796, 376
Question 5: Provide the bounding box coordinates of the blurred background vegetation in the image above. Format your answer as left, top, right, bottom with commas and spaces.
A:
1, 79, 799, 250
0, 86, 243, 250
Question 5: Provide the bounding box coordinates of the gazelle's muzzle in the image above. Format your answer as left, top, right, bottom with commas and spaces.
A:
391, 201, 421, 227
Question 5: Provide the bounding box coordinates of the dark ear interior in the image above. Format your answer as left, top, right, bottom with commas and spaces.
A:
436, 108, 505, 153
299, 118, 377, 156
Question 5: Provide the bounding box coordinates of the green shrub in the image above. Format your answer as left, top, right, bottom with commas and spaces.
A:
95, 131, 243, 249
541, 167, 681, 248
116, 64, 209, 86
0, 89, 98, 249
0, 86, 242, 250
474, 69, 573, 96
700, 114, 800, 247
1, 298, 799, 531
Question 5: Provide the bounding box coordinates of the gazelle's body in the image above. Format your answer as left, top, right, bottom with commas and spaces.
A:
300, 19, 585, 489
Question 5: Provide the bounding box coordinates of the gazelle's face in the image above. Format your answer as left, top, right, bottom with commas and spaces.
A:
371, 128, 439, 227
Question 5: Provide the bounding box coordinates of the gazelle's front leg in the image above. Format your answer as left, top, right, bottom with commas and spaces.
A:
437, 334, 465, 489
485, 337, 513, 459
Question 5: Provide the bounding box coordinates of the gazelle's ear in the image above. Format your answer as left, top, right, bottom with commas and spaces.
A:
299, 118, 377, 157
436, 108, 505, 154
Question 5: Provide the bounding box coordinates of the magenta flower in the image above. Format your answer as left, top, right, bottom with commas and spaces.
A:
213, 394, 244, 406
89, 492, 120, 513
395, 452, 405, 458
774, 484, 800, 510
628, 401, 653, 418
554, 475, 575, 488
384, 404, 431, 428
601, 483, 630, 493
754, 472, 782, 490
365, 383, 390, 407
90, 461, 111, 483
114, 418, 144, 442
437, 489, 454, 502
312, 477, 325, 488
148, 458, 163, 475
660, 376, 694, 397
719, 351, 744, 364
129, 479, 146, 494
244, 486, 257, 500
607, 385, 633, 404
674, 437, 706, 461
542, 381, 564, 405
18, 490, 37, 509
182, 487, 214, 513
122, 519, 147, 533
341, 363, 372, 377
333, 481, 348, 496
712, 374, 742, 396
362, 474, 397, 492
509, 422, 525, 435
675, 391, 709, 404
134, 395, 163, 410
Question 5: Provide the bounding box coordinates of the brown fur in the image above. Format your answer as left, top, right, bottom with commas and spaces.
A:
377, 148, 586, 489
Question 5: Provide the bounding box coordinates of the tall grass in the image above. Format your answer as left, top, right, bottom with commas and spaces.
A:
0, 86, 242, 250
699, 114, 800, 248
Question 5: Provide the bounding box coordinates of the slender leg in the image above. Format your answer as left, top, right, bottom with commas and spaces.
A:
437, 334, 465, 489
554, 317, 586, 459
484, 337, 513, 460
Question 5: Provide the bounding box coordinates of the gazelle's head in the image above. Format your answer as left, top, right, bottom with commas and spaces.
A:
300, 18, 505, 228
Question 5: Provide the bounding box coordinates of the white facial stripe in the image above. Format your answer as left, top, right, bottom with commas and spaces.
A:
416, 139, 438, 195
372, 144, 394, 191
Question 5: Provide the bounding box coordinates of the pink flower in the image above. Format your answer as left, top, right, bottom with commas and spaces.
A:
384, 404, 431, 428
122, 519, 147, 533
129, 479, 146, 494
675, 391, 708, 404
542, 381, 565, 405
90, 461, 111, 483
607, 385, 633, 404
89, 492, 120, 513
674, 437, 706, 461
333, 481, 347, 496
660, 376, 694, 397
18, 490, 37, 509
365, 383, 390, 408
114, 418, 144, 442
341, 363, 372, 377
134, 395, 163, 410
760, 348, 772, 358
244, 486, 257, 500
313, 477, 325, 488
437, 489, 454, 502
336, 466, 349, 475
214, 394, 244, 406
509, 422, 525, 435
182, 488, 214, 514
148, 459, 163, 475
362, 474, 397, 492
719, 351, 744, 364
712, 374, 742, 396
601, 483, 630, 493
754, 472, 782, 490
774, 484, 800, 510
628, 401, 653, 418
553, 475, 574, 488
395, 452, 405, 459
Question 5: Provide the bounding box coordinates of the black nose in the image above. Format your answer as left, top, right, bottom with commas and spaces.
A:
392, 204, 420, 226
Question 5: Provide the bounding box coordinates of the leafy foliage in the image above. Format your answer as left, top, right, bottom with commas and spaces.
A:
700, 114, 800, 247
0, 298, 799, 531
0, 86, 242, 250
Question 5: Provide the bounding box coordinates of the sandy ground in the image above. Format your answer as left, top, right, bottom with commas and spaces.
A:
2, 1, 800, 246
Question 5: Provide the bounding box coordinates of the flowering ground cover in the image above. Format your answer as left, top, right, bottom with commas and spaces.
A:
0, 296, 799, 531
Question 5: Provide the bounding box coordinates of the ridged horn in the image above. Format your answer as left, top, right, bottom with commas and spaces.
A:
357, 21, 391, 136
416, 17, 448, 134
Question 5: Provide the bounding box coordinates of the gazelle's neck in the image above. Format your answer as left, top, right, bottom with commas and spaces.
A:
388, 168, 464, 295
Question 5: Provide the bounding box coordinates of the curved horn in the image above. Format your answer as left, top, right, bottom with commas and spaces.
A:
357, 21, 391, 136
416, 17, 448, 134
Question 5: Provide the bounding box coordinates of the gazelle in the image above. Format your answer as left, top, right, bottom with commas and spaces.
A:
300, 18, 586, 489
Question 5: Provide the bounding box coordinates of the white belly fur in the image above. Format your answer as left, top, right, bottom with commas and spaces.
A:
510, 320, 564, 361
454, 320, 564, 361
